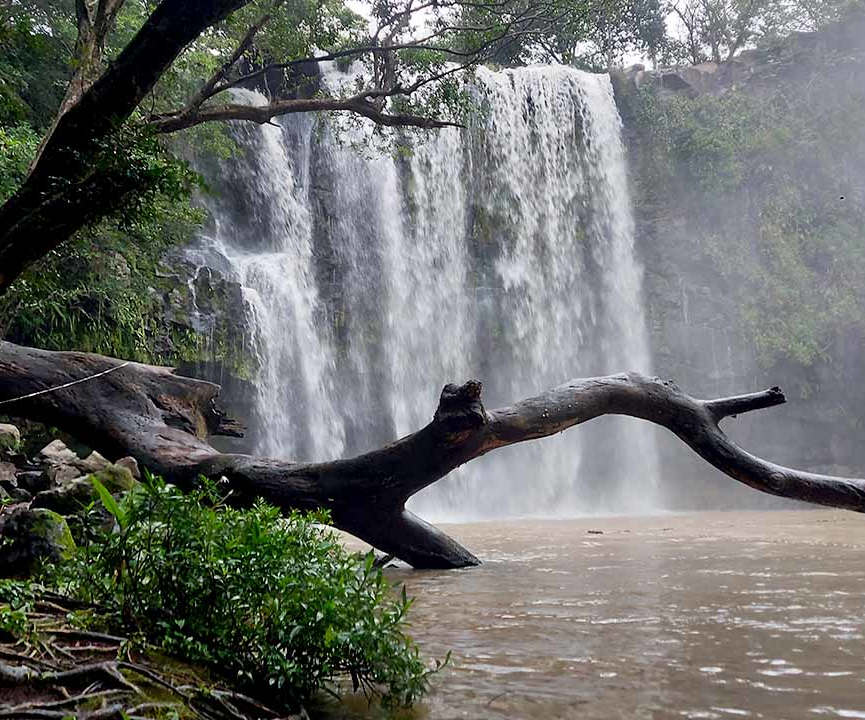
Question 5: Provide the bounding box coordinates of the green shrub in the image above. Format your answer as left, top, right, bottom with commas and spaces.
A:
51, 477, 434, 710
0, 123, 40, 202
0, 578, 36, 640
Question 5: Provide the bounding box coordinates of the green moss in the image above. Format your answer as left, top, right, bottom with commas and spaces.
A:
29, 509, 75, 561
0, 423, 20, 452
88, 465, 136, 494
0, 508, 75, 577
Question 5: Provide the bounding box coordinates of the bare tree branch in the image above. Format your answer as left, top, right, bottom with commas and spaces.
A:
186, 0, 286, 113
3, 341, 865, 569
148, 93, 463, 133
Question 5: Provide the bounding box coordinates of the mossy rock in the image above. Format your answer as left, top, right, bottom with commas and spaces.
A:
32, 479, 94, 515
89, 465, 136, 493
0, 507, 75, 578
0, 424, 20, 453
33, 465, 136, 515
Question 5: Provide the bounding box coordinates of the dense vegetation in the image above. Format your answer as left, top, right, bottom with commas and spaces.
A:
3, 0, 865, 709
3, 476, 435, 712
0, 8, 210, 363
1, 0, 855, 362
625, 31, 865, 369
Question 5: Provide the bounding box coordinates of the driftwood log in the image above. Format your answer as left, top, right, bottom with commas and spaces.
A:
2, 340, 865, 569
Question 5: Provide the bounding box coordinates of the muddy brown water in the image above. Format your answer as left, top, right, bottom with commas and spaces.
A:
329, 510, 865, 720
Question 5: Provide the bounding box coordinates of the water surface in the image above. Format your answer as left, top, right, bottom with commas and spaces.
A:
338, 510, 865, 719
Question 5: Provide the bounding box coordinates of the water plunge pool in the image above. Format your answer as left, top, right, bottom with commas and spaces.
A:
332, 510, 865, 719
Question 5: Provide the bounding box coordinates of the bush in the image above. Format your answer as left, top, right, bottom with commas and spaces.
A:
51, 477, 435, 710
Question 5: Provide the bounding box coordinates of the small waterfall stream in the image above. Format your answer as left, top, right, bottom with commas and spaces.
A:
195, 65, 661, 520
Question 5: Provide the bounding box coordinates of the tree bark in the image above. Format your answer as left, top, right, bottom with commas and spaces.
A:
0, 0, 255, 293
2, 341, 865, 569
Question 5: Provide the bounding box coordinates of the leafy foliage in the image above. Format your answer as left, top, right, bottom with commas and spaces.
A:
0, 124, 40, 201
666, 0, 858, 64
0, 8, 213, 362
0, 5, 72, 128
50, 477, 435, 709
0, 99, 209, 361
0, 578, 36, 640
0, 190, 207, 363
628, 57, 865, 367
462, 0, 669, 68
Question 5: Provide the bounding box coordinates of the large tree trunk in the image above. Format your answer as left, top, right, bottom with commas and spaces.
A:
0, 0, 254, 293
2, 341, 865, 569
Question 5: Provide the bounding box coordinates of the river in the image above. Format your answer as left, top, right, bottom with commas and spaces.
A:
329, 510, 865, 719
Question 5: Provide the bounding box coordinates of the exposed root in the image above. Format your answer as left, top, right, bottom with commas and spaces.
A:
0, 593, 294, 720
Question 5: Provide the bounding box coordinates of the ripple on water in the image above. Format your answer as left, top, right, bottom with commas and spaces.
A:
811, 708, 865, 718
368, 513, 865, 720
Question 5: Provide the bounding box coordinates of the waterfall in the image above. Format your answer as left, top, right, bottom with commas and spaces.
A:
193, 90, 345, 461
194, 66, 661, 519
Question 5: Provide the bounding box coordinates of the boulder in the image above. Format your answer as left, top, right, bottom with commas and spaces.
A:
0, 461, 16, 487
0, 424, 20, 452
32, 479, 95, 515
78, 451, 111, 474
38, 439, 79, 466
33, 464, 136, 515
6, 487, 31, 502
15, 470, 51, 494
38, 440, 112, 485
46, 463, 83, 485
115, 456, 141, 480
0, 462, 27, 501
90, 464, 136, 493
0, 507, 75, 578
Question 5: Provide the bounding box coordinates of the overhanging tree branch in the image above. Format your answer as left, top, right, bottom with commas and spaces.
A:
2, 341, 864, 570
148, 95, 464, 133
0, 0, 543, 292
187, 1, 286, 112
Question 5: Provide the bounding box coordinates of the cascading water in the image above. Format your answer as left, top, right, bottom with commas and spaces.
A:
192, 90, 345, 462
194, 65, 661, 520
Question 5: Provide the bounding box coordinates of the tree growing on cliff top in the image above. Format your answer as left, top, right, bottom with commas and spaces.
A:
668, 0, 857, 64
0, 0, 667, 292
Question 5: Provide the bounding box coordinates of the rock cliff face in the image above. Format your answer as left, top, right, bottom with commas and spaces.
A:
154, 252, 258, 453
615, 11, 865, 99
613, 9, 865, 508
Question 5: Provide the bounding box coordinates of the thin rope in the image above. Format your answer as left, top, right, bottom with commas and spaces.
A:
0, 361, 131, 407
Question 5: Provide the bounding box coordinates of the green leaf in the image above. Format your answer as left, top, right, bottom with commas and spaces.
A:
89, 475, 126, 529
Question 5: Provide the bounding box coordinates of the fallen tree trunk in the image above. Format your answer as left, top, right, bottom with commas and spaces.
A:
2, 341, 865, 569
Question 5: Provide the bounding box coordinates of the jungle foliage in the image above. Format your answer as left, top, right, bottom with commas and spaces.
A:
0, 6, 211, 362
666, 0, 856, 64
627, 54, 865, 367
1, 0, 863, 376
1, 0, 858, 361
46, 476, 435, 710
0, 124, 206, 362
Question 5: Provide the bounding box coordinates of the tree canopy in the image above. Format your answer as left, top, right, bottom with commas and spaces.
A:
668, 0, 855, 64
0, 0, 663, 292
0, 0, 857, 294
